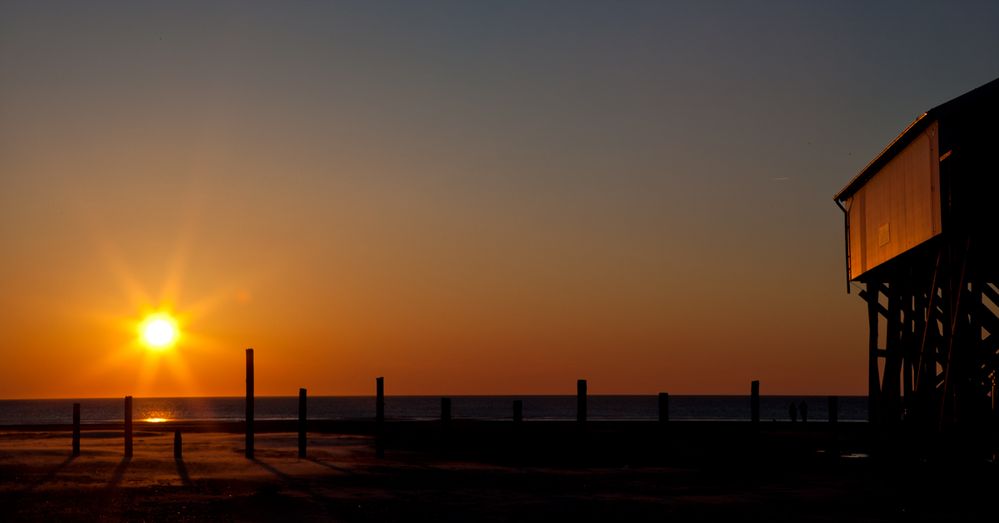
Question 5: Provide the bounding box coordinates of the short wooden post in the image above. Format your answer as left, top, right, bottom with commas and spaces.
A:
750, 381, 760, 425
245, 348, 254, 459
376, 376, 385, 458
174, 431, 182, 460
577, 379, 588, 423
441, 397, 452, 423
124, 395, 133, 458
72, 403, 81, 456
658, 392, 669, 423
992, 377, 998, 420
298, 388, 307, 458
827, 395, 840, 458
513, 400, 523, 423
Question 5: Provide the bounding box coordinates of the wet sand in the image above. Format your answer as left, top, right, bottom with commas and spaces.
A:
0, 424, 996, 521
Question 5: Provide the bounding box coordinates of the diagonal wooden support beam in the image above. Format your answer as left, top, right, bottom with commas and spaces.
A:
859, 290, 890, 317
982, 281, 999, 308
976, 301, 999, 336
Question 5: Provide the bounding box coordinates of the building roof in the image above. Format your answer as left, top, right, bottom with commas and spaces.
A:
834, 76, 999, 202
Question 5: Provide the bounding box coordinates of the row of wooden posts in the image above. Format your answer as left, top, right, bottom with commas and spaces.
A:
69, 352, 842, 459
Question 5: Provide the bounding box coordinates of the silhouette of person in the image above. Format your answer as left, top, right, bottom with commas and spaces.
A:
799, 400, 808, 423
788, 401, 797, 422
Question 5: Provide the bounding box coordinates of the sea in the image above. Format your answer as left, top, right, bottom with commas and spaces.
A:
0, 396, 867, 425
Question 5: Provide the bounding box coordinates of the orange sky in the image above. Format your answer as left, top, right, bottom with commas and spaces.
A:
2, 2, 997, 398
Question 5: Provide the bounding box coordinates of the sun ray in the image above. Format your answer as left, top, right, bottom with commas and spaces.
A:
134, 351, 163, 397
78, 341, 144, 384
159, 219, 196, 308
178, 285, 249, 323
72, 193, 258, 398
98, 240, 155, 310
161, 351, 197, 395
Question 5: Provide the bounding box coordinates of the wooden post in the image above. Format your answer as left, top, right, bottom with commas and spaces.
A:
513, 400, 523, 423
577, 379, 587, 423
992, 375, 998, 421
658, 392, 669, 423
72, 403, 81, 456
174, 431, 182, 460
124, 396, 133, 458
298, 388, 307, 459
866, 281, 880, 424
750, 381, 760, 425
376, 376, 385, 458
828, 396, 839, 424
441, 397, 451, 423
245, 348, 254, 459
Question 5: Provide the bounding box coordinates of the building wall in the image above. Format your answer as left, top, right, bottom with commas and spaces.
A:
846, 120, 942, 279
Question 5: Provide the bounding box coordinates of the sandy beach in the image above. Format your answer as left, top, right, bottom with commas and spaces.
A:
2, 423, 996, 522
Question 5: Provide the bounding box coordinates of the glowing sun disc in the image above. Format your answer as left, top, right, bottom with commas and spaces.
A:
140, 314, 178, 349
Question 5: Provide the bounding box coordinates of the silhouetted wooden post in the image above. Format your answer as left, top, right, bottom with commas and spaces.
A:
245, 348, 254, 459
441, 397, 451, 423
298, 388, 307, 458
124, 396, 133, 458
72, 403, 81, 456
827, 395, 839, 455
992, 373, 999, 422
992, 377, 998, 421
750, 381, 760, 425
658, 392, 669, 423
866, 281, 880, 424
577, 379, 587, 423
174, 431, 182, 460
513, 400, 523, 423
376, 376, 385, 458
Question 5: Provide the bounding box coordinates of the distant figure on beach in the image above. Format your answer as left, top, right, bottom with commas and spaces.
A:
799, 401, 808, 423
788, 401, 797, 422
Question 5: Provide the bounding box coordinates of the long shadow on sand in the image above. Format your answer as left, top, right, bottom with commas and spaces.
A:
306, 457, 354, 475
250, 458, 295, 484
23, 455, 77, 492
250, 457, 333, 506
105, 457, 131, 490
175, 456, 193, 487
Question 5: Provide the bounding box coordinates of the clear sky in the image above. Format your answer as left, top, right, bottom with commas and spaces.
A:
1, 1, 997, 398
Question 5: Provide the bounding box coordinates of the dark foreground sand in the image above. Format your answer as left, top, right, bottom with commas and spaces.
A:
1, 424, 996, 522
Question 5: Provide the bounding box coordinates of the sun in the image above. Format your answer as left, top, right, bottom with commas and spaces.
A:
139, 313, 179, 350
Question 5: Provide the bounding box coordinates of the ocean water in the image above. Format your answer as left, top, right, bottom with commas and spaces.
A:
0, 396, 866, 425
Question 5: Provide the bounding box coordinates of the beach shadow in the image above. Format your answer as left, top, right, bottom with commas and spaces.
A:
246, 457, 337, 520
24, 455, 77, 492
105, 457, 131, 490
251, 457, 293, 483
175, 456, 193, 487
250, 456, 338, 510
306, 457, 354, 475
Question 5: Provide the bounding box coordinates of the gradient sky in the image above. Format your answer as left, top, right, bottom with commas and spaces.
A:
2, 1, 998, 398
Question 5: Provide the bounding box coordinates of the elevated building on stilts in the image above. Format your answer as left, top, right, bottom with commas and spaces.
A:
834, 77, 999, 444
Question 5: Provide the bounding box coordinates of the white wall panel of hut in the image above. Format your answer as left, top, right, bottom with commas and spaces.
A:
834, 77, 999, 455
